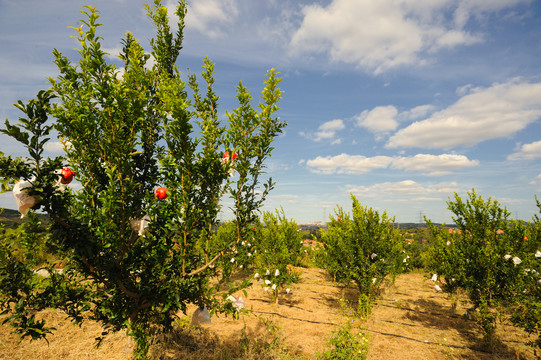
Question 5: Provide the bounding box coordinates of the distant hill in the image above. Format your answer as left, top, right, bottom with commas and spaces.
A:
0, 208, 20, 218
0, 208, 48, 228
298, 221, 455, 230
1, 208, 453, 231
0, 208, 25, 228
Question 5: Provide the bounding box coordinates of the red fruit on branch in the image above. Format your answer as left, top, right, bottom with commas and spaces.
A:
60, 167, 75, 184
222, 151, 238, 162
155, 187, 168, 200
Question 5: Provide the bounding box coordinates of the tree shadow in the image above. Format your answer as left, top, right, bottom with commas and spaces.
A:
279, 293, 306, 309
404, 297, 477, 335
403, 297, 529, 358
305, 290, 341, 309
149, 315, 296, 360
247, 294, 306, 310
300, 284, 364, 316
209, 268, 259, 294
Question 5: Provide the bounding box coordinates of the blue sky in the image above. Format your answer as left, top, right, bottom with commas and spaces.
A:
1, 0, 540, 224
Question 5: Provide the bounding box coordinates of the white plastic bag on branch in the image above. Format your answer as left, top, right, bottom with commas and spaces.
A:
13, 168, 74, 217
191, 305, 211, 326
130, 215, 151, 236
13, 178, 41, 217
226, 295, 245, 311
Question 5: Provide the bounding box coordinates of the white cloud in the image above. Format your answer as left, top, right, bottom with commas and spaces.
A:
383, 196, 444, 203
302, 119, 345, 142
102, 45, 156, 70
306, 153, 392, 174
386, 80, 541, 149
306, 153, 478, 175
290, 0, 426, 73
287, 0, 523, 73
391, 154, 479, 176
455, 84, 474, 96
182, 0, 238, 38
355, 106, 398, 134
256, 3, 300, 48
346, 180, 460, 199
432, 29, 480, 50
269, 194, 301, 204
530, 174, 541, 186
401, 105, 436, 120
507, 140, 541, 160
102, 46, 122, 60
320, 119, 345, 131
353, 104, 437, 142
114, 67, 126, 80
452, 0, 532, 28
44, 141, 65, 153
68, 182, 83, 192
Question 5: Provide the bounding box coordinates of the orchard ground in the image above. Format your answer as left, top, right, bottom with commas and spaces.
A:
0, 267, 537, 359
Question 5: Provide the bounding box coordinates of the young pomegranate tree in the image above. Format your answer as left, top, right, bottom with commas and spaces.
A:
508, 197, 541, 348
426, 190, 540, 343
253, 209, 304, 304
321, 194, 404, 307
0, 1, 285, 358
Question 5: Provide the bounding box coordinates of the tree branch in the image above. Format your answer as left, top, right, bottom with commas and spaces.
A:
117, 279, 140, 299
185, 252, 222, 277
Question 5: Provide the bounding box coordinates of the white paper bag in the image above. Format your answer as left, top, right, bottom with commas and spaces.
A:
13, 179, 41, 217
130, 215, 151, 236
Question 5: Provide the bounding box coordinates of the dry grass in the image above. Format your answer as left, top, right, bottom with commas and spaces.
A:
0, 309, 133, 360
366, 271, 538, 360
1, 268, 539, 360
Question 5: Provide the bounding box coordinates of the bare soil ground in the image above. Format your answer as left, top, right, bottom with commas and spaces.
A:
0, 268, 538, 359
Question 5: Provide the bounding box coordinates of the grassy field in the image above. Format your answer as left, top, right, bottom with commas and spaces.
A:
0, 267, 538, 359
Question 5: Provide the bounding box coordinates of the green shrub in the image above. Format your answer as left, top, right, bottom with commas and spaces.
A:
253, 209, 303, 303
318, 321, 369, 360
209, 220, 258, 280
426, 189, 540, 344
0, 2, 285, 358
507, 197, 541, 348
321, 194, 404, 297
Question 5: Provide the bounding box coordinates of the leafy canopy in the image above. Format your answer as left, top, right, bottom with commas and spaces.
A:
0, 1, 286, 358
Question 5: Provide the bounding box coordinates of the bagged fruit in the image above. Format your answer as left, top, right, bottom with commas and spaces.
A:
191, 305, 211, 325
13, 178, 41, 217
130, 215, 151, 236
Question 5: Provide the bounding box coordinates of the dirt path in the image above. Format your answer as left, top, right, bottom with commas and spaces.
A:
366, 271, 538, 360
0, 268, 538, 359
197, 268, 539, 359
